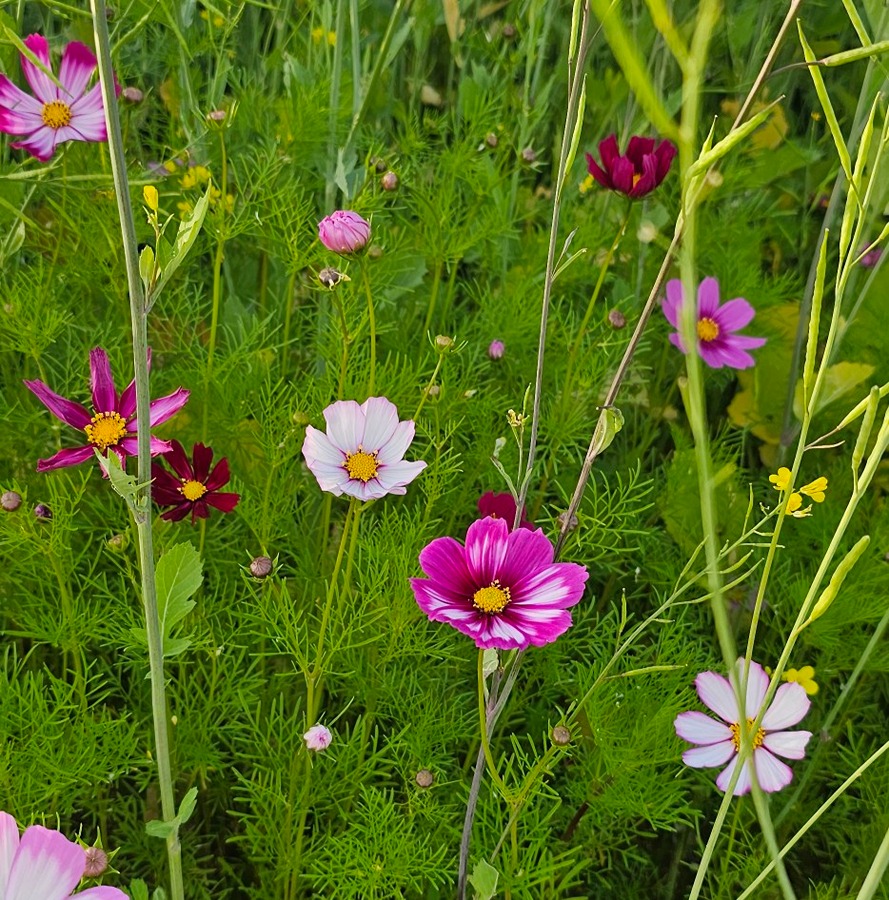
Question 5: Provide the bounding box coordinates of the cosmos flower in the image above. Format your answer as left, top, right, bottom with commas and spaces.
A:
24, 348, 189, 472
302, 396, 426, 501
662, 277, 766, 369
0, 811, 126, 899
151, 440, 240, 523
318, 210, 370, 254
585, 134, 677, 199
487, 340, 505, 360
0, 34, 110, 162
674, 658, 812, 795
477, 491, 534, 530
410, 516, 588, 650
304, 724, 333, 751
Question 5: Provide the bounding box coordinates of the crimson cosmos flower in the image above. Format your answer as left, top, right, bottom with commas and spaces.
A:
24, 348, 189, 472
585, 134, 677, 199
477, 491, 534, 530
151, 440, 240, 522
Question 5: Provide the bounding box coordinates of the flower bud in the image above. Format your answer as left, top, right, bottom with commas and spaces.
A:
551, 725, 571, 746
367, 245, 383, 260
485, 132, 498, 148
107, 533, 127, 552
426, 384, 440, 398
381, 171, 399, 191
318, 210, 370, 255
121, 86, 144, 104
434, 334, 456, 353
250, 556, 273, 579
143, 185, 159, 212
370, 155, 387, 173
2, 490, 22, 512
304, 723, 332, 751
83, 846, 109, 878
521, 147, 537, 164
33, 503, 52, 520
415, 769, 434, 788
488, 339, 505, 360
607, 309, 626, 329
319, 267, 349, 289
207, 109, 227, 122
557, 510, 578, 532
501, 22, 516, 39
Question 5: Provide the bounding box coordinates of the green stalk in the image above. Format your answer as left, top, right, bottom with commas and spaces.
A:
361, 260, 376, 396
89, 3, 184, 898
324, 0, 347, 212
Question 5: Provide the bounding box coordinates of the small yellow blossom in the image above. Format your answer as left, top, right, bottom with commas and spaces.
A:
311, 27, 336, 46
800, 476, 828, 503
163, 159, 179, 174
177, 200, 194, 218
783, 666, 818, 695
143, 185, 159, 212
579, 174, 595, 195
769, 467, 792, 492
786, 492, 811, 518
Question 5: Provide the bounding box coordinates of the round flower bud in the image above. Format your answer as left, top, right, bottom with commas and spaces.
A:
121, 86, 144, 104
426, 384, 440, 398
318, 210, 370, 255
557, 510, 578, 532
33, 503, 52, 520
107, 533, 127, 552
83, 846, 109, 878
488, 339, 505, 360
485, 132, 498, 149
370, 155, 387, 173
250, 556, 273, 579
501, 22, 516, 39
319, 267, 348, 289
551, 724, 571, 746
304, 723, 332, 752
292, 410, 311, 426
608, 309, 626, 329
381, 171, 399, 191
207, 109, 227, 122
521, 147, 537, 164
367, 245, 384, 260
434, 334, 456, 353
2, 490, 22, 512
415, 768, 434, 788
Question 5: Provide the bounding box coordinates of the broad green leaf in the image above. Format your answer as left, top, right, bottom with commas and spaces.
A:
469, 859, 499, 900
590, 406, 624, 457
128, 880, 149, 900
150, 188, 210, 300
155, 542, 203, 642
145, 819, 175, 839
178, 787, 198, 825
95, 449, 150, 512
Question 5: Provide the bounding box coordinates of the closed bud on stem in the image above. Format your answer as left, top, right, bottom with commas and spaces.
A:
415, 769, 434, 788
143, 185, 159, 212
83, 846, 109, 878
381, 171, 399, 191
435, 334, 456, 353
1, 490, 22, 511
608, 309, 626, 329
552, 725, 571, 746
250, 556, 274, 579
33, 503, 52, 520
121, 86, 143, 103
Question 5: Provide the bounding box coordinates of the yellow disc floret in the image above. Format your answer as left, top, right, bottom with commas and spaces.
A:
84, 411, 128, 451
180, 479, 208, 501
41, 100, 73, 129
344, 449, 379, 482
730, 718, 765, 752
472, 579, 511, 614
696, 317, 720, 342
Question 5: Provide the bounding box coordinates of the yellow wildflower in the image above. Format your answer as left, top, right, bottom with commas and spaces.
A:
769, 467, 792, 492
579, 174, 595, 195
786, 492, 811, 518
783, 666, 818, 695
800, 476, 828, 503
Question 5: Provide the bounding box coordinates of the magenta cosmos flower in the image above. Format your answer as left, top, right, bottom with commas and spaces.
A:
151, 440, 240, 523
0, 34, 109, 162
585, 134, 677, 199
410, 516, 588, 650
302, 396, 426, 500
662, 277, 766, 370
477, 491, 533, 530
0, 812, 126, 899
674, 658, 812, 796
318, 210, 370, 254
24, 348, 189, 472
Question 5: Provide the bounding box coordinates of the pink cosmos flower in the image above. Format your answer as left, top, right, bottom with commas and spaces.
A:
302, 396, 426, 501
662, 277, 766, 369
477, 491, 533, 530
304, 724, 332, 751
318, 210, 370, 254
151, 440, 240, 523
674, 658, 812, 796
488, 340, 505, 360
0, 34, 110, 162
585, 134, 677, 199
24, 348, 189, 472
410, 516, 588, 650
0, 811, 126, 899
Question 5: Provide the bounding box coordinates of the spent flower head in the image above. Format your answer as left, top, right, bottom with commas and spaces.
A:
585, 134, 677, 199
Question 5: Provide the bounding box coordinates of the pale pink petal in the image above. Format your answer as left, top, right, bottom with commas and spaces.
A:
70, 82, 105, 117
697, 277, 721, 317
376, 420, 416, 465
464, 516, 510, 584
753, 748, 794, 792
359, 396, 400, 450
695, 671, 739, 723
58, 113, 107, 144
5, 824, 84, 900
89, 347, 117, 412
23, 379, 91, 428
674, 711, 732, 745
682, 740, 736, 769
21, 35, 57, 104
0, 74, 44, 116
57, 41, 96, 102
302, 426, 346, 467
10, 127, 57, 161
761, 682, 810, 730
716, 754, 752, 796
323, 400, 363, 453
737, 658, 769, 719
762, 730, 812, 760
0, 812, 20, 893
74, 889, 129, 899
662, 280, 684, 328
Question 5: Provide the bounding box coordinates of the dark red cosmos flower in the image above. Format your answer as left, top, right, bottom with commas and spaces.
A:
585, 134, 677, 199
151, 440, 239, 523
477, 491, 534, 530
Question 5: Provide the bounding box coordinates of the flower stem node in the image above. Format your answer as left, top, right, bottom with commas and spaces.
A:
552, 725, 571, 746
1, 491, 22, 512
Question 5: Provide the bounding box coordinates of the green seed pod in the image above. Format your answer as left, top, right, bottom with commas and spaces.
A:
808, 535, 870, 625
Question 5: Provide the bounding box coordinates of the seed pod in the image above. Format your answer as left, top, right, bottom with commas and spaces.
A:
808, 535, 870, 624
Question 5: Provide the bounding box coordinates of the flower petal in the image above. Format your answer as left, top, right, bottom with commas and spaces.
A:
499, 526, 554, 584
682, 740, 736, 769
473, 614, 531, 650
761, 682, 810, 730
510, 561, 587, 611
205, 491, 240, 513
374, 459, 426, 493
322, 400, 364, 453
464, 516, 510, 584
205, 456, 231, 491
716, 754, 752, 796
762, 730, 812, 760
662, 279, 684, 328
72, 889, 129, 900
0, 812, 20, 893
713, 297, 755, 333
89, 348, 118, 413
144, 387, 190, 426
191, 442, 214, 483
753, 748, 794, 793
697, 277, 721, 317
10, 127, 58, 161
610, 156, 635, 195
23, 379, 91, 428
598, 134, 619, 172
20, 34, 57, 104
674, 710, 732, 745
161, 502, 192, 522
654, 139, 678, 180
36, 444, 95, 472
0, 104, 44, 135
418, 535, 475, 596
5, 824, 84, 900
585, 151, 611, 188
58, 41, 97, 102
376, 420, 416, 465
359, 396, 400, 450
625, 135, 655, 168
162, 440, 193, 480
0, 74, 43, 117
695, 671, 739, 723
737, 658, 769, 720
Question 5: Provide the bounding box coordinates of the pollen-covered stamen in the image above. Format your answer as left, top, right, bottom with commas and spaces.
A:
41, 100, 73, 129
84, 411, 128, 450
730, 718, 766, 752
472, 579, 511, 614
343, 448, 379, 482
180, 479, 208, 501
697, 317, 720, 342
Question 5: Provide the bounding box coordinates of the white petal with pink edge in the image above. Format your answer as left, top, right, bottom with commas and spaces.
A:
762, 729, 812, 760
716, 755, 752, 796
682, 740, 735, 769
674, 710, 732, 745
359, 396, 400, 450
761, 682, 810, 730
695, 671, 739, 723
753, 748, 794, 792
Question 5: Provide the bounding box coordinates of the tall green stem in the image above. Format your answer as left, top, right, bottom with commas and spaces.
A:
90, 3, 185, 898
361, 261, 376, 396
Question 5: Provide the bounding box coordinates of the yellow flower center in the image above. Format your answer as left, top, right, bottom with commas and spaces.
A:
180, 480, 207, 501
697, 317, 720, 342
730, 718, 765, 752
343, 449, 379, 482
41, 100, 73, 130
84, 412, 128, 451
472, 580, 511, 614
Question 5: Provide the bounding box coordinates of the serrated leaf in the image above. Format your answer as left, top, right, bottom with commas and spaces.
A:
95, 449, 150, 512
469, 859, 499, 899
590, 406, 624, 457
155, 543, 203, 646
145, 819, 175, 839
150, 188, 210, 300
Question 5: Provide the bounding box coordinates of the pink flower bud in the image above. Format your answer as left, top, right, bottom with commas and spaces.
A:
304, 723, 332, 751
488, 340, 505, 360
318, 210, 370, 255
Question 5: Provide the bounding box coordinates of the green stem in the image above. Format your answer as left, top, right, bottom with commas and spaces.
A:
412, 355, 444, 422
325, 0, 347, 211
477, 650, 509, 797
423, 259, 444, 336
331, 290, 351, 398
361, 261, 376, 396
90, 4, 184, 898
